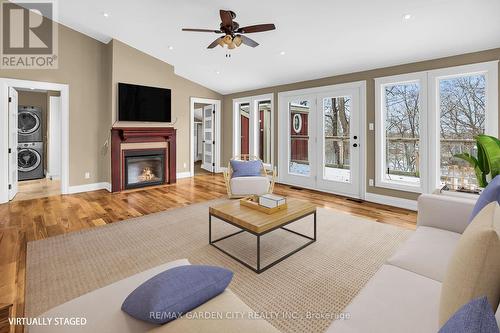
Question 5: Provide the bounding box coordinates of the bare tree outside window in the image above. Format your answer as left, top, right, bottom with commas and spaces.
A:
384, 83, 420, 183
440, 75, 485, 188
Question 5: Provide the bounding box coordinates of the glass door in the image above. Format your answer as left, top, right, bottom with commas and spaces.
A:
202, 105, 215, 172
279, 95, 316, 188
279, 84, 363, 198
316, 88, 360, 197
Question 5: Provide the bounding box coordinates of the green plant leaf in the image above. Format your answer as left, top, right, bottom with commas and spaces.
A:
477, 135, 500, 179
454, 152, 487, 187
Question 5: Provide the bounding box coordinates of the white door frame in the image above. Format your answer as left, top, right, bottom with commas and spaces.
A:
0, 78, 70, 203
189, 97, 222, 176
278, 81, 366, 199
232, 93, 274, 167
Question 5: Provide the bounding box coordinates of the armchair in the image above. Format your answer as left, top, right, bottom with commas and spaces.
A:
223, 155, 276, 199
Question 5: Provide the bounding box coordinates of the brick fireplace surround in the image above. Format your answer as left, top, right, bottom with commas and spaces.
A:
111, 127, 176, 192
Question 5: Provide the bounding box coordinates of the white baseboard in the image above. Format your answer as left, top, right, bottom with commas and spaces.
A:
364, 192, 417, 211
68, 182, 111, 194
176, 172, 192, 179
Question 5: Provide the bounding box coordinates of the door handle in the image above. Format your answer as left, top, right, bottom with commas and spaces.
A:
353, 143, 358, 148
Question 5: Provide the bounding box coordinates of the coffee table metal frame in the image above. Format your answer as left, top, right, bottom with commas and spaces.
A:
209, 210, 316, 273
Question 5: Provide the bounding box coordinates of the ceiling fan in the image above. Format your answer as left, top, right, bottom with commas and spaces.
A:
182, 10, 276, 50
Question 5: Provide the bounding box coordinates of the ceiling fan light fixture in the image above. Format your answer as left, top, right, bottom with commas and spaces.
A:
217, 38, 225, 47
228, 42, 236, 49
223, 35, 233, 45
233, 35, 242, 47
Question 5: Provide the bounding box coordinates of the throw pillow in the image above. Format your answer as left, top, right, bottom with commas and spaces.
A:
439, 201, 500, 326
230, 159, 263, 178
122, 265, 233, 324
439, 297, 500, 333
470, 175, 500, 222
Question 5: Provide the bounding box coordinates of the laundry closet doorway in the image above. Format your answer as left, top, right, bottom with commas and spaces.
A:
0, 78, 69, 203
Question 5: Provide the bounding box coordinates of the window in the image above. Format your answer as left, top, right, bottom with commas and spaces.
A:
375, 72, 427, 192
376, 61, 498, 193
439, 74, 486, 189
233, 94, 274, 166
239, 102, 250, 155
323, 96, 351, 182
258, 100, 272, 165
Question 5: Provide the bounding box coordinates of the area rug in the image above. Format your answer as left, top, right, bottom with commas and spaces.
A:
26, 199, 412, 333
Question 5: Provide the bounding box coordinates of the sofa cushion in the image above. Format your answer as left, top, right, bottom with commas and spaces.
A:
230, 176, 270, 196
439, 202, 500, 326
438, 296, 499, 333
230, 160, 262, 178
496, 305, 500, 328
29, 259, 190, 333
122, 265, 233, 324
326, 264, 441, 333
147, 289, 280, 333
387, 226, 461, 282
470, 175, 500, 222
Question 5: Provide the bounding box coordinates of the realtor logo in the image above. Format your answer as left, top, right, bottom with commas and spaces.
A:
1, 1, 58, 69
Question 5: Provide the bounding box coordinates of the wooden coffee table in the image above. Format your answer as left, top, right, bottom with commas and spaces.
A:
209, 197, 317, 273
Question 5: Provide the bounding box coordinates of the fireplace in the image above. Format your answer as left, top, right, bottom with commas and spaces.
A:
124, 150, 165, 189
111, 127, 176, 192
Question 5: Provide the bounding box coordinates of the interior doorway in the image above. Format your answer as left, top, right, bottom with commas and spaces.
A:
0, 78, 69, 203
190, 98, 222, 177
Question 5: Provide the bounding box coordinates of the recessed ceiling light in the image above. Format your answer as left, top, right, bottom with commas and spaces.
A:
168, 46, 174, 50
280, 51, 286, 56
215, 71, 220, 75
403, 13, 412, 20
30, 87, 35, 90
103, 12, 110, 18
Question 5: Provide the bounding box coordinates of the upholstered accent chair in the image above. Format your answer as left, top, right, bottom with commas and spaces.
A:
223, 155, 276, 199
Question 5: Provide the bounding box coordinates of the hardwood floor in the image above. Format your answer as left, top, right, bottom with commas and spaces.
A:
13, 178, 61, 202
0, 174, 416, 332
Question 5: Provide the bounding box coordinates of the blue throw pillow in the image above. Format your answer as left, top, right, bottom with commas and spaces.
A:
469, 175, 500, 222
230, 159, 262, 178
439, 297, 500, 333
121, 265, 233, 324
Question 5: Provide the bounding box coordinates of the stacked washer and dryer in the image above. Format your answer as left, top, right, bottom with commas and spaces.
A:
18, 106, 45, 180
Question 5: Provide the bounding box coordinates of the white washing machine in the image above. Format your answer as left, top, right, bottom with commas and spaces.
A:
18, 142, 44, 180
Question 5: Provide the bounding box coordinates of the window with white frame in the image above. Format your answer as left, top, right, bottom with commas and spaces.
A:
376, 61, 498, 193
233, 94, 274, 166
375, 72, 427, 193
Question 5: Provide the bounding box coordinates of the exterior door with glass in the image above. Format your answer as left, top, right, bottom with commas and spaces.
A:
202, 104, 215, 172
279, 83, 364, 198
316, 88, 361, 197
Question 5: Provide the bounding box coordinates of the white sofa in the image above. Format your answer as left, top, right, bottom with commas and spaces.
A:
29, 259, 279, 333
328, 193, 500, 333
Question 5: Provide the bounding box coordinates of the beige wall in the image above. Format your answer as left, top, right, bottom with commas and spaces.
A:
1, 18, 222, 186
222, 48, 500, 200
109, 39, 222, 176
0, 21, 109, 186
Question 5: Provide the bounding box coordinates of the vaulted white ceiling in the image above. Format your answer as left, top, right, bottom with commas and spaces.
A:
56, 0, 500, 94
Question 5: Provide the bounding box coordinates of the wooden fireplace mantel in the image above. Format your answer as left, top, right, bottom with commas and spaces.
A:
111, 127, 176, 192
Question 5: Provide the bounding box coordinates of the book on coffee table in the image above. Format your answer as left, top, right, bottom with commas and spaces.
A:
259, 194, 286, 208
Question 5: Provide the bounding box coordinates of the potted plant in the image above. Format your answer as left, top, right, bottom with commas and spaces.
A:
454, 134, 500, 188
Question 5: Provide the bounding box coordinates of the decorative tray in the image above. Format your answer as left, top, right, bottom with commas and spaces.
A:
239, 195, 287, 214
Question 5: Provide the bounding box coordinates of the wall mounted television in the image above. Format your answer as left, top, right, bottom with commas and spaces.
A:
118, 83, 172, 122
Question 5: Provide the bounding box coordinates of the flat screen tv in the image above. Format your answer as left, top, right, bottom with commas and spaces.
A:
118, 83, 171, 122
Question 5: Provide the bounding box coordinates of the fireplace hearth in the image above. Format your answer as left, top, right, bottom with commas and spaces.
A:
124, 150, 165, 189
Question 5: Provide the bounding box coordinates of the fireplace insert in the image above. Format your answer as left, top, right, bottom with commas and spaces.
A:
124, 149, 165, 189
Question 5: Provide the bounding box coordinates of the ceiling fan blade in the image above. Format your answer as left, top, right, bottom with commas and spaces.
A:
182, 28, 222, 33
239, 35, 259, 47
219, 10, 233, 28
237, 24, 276, 33
207, 37, 223, 49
